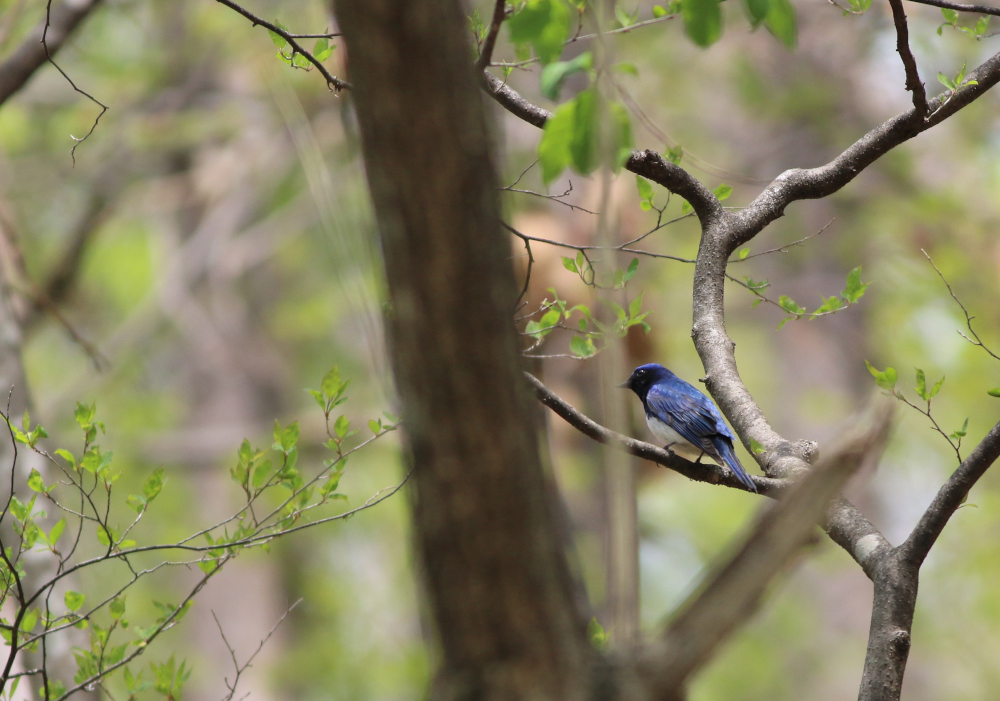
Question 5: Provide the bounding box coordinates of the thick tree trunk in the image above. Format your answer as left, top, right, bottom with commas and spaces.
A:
330, 2, 594, 698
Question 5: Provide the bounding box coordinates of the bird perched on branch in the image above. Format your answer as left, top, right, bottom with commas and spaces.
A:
621, 363, 757, 492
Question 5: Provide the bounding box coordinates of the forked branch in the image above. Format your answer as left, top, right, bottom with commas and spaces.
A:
641, 399, 893, 694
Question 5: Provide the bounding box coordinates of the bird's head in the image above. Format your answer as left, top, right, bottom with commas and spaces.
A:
619, 363, 675, 399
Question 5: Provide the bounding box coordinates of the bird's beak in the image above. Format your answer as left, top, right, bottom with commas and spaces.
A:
617, 381, 630, 389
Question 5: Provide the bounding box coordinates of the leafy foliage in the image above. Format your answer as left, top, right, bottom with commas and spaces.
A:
0, 365, 398, 700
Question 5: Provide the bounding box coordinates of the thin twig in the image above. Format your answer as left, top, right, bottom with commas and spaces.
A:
888, 0, 929, 116
502, 181, 599, 214
41, 0, 107, 165
906, 0, 1000, 17
475, 0, 508, 72
213, 599, 302, 701
491, 14, 678, 68
922, 249, 1000, 361
730, 219, 834, 262
212, 0, 351, 90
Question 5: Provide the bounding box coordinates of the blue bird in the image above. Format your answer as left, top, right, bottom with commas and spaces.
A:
621, 363, 757, 492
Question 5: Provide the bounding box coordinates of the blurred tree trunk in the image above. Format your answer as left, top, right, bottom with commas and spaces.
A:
330, 1, 595, 698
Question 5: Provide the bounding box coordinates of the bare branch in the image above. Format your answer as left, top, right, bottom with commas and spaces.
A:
41, 0, 108, 165
902, 419, 1000, 564
922, 248, 1000, 361
906, 0, 1000, 17
731, 48, 1000, 240
475, 0, 508, 72
887, 0, 929, 116
641, 399, 893, 693
0, 0, 103, 108
214, 600, 301, 701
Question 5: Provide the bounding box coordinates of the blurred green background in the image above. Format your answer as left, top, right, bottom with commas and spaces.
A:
1, 0, 999, 698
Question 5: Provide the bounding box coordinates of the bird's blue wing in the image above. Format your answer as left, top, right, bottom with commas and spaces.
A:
646, 381, 758, 492
645, 383, 721, 452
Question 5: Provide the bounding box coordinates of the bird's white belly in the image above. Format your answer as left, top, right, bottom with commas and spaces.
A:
646, 414, 708, 462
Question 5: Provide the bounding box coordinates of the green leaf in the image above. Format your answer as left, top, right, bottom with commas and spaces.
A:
865, 361, 898, 392
628, 293, 643, 319
538, 99, 576, 183
608, 100, 634, 167
623, 257, 639, 283
321, 366, 342, 399
712, 183, 733, 201
569, 88, 598, 174
27, 469, 45, 493
915, 368, 928, 400
561, 256, 579, 273
929, 376, 945, 399
252, 459, 272, 489
268, 20, 288, 48
49, 519, 65, 547
842, 266, 869, 303
682, 0, 722, 47
110, 597, 126, 620
314, 37, 335, 62
570, 335, 595, 357
539, 52, 592, 100
369, 419, 381, 435
65, 591, 85, 612
126, 494, 147, 513
143, 466, 164, 502
976, 16, 989, 34
666, 145, 684, 164
280, 421, 299, 452
54, 449, 76, 468
738, 248, 750, 260
681, 200, 692, 215
539, 308, 561, 330
748, 438, 766, 455
744, 0, 770, 24
635, 175, 654, 201
19, 609, 36, 633
938, 72, 957, 91
334, 414, 351, 439
778, 295, 805, 315
615, 4, 637, 27
74, 402, 96, 430
764, 0, 797, 48
508, 0, 571, 65
987, 388, 1000, 397
588, 617, 608, 649
952, 417, 969, 439
942, 7, 959, 23
653, 4, 669, 17
813, 296, 843, 315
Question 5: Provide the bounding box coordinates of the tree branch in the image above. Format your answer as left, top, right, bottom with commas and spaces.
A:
887, 0, 928, 116
732, 48, 1000, 239
0, 0, 103, 109
475, 0, 508, 73
482, 73, 723, 224
641, 399, 893, 693
214, 0, 350, 90
902, 419, 1000, 564
525, 372, 780, 494
906, 0, 1000, 17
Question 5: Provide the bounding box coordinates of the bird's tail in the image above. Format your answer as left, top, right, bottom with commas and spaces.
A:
714, 438, 758, 493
